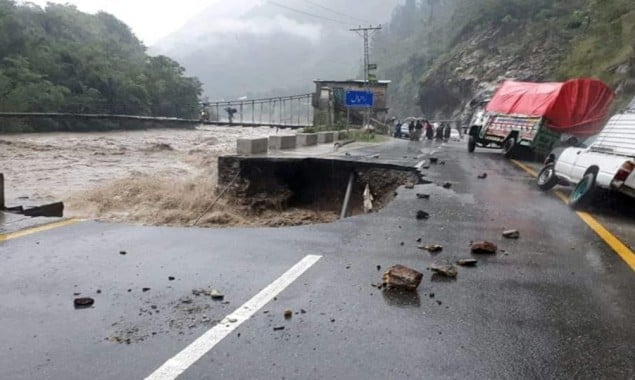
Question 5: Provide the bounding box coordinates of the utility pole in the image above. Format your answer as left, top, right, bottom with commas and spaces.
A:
350, 25, 382, 127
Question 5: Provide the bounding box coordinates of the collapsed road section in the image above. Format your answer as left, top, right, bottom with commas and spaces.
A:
0, 173, 64, 218
216, 156, 423, 222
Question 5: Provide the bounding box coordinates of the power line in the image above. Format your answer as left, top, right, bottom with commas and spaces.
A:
267, 1, 353, 26
299, 0, 372, 24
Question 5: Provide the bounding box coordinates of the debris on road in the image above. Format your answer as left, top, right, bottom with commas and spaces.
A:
284, 309, 293, 319
119, 250, 127, 255
429, 263, 458, 278
503, 229, 520, 239
471, 241, 498, 254
168, 276, 175, 281
191, 288, 225, 300
416, 210, 430, 220
430, 157, 439, 164
74, 297, 94, 309
457, 258, 478, 267
382, 265, 423, 291
418, 244, 443, 253
273, 326, 285, 331
142, 287, 151, 292
376, 265, 381, 271
416, 193, 430, 199
210, 289, 224, 300
477, 173, 488, 179
442, 182, 452, 189
405, 181, 415, 189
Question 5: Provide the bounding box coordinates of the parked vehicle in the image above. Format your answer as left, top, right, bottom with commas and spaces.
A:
537, 113, 635, 208
468, 79, 614, 159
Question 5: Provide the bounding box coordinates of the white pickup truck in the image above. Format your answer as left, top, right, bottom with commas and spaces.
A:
537, 112, 635, 208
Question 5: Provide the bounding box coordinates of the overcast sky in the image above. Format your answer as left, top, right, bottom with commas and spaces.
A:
23, 0, 247, 45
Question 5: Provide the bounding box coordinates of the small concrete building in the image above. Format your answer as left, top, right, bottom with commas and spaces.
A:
312, 80, 390, 127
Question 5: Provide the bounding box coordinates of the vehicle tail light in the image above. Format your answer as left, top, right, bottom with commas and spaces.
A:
612, 161, 635, 186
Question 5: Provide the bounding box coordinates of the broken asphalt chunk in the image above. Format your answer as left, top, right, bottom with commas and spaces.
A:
502, 229, 520, 239
430, 157, 439, 164
119, 250, 127, 255
74, 297, 94, 309
429, 263, 458, 278
442, 182, 453, 189
477, 173, 488, 179
284, 309, 293, 319
418, 244, 443, 253
416, 210, 430, 220
273, 326, 285, 331
471, 241, 498, 254
416, 193, 430, 199
382, 265, 423, 291
457, 258, 478, 267
210, 289, 224, 300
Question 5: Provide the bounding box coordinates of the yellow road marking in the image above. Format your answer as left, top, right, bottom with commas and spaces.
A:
510, 159, 635, 271
510, 159, 539, 177
0, 218, 83, 242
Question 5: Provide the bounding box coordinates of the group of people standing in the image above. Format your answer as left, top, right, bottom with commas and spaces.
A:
393, 118, 453, 141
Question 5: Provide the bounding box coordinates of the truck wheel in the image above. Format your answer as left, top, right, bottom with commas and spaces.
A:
468, 136, 476, 153
537, 163, 558, 191
569, 172, 596, 209
502, 138, 516, 158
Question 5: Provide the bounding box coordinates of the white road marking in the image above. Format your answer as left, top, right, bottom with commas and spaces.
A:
145, 254, 322, 380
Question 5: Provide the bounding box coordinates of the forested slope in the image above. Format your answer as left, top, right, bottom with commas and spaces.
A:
0, 1, 201, 132
375, 0, 635, 119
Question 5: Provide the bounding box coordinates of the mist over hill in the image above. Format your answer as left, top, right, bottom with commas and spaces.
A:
151, 0, 400, 100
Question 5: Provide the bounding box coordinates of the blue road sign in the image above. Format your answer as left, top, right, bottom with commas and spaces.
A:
345, 90, 374, 108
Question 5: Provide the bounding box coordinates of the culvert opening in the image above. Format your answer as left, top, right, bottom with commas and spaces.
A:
217, 156, 421, 226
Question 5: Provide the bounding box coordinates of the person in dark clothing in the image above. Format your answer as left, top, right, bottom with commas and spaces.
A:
435, 123, 444, 140
425, 120, 434, 140
443, 123, 451, 140
414, 120, 423, 141
408, 121, 415, 140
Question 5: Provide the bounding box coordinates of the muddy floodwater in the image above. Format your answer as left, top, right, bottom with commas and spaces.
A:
1, 126, 333, 227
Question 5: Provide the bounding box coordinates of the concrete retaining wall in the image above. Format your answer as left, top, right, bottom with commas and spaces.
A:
296, 133, 318, 147
268, 135, 297, 150
237, 138, 268, 155
317, 132, 335, 144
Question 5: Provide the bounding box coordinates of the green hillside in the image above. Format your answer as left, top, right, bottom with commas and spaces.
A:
0, 1, 201, 132
375, 0, 635, 118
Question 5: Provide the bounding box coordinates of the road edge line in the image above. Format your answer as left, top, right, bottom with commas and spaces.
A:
145, 254, 323, 380
0, 218, 83, 242
510, 159, 635, 272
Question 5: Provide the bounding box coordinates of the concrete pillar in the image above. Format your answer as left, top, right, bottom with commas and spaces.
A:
296, 133, 318, 147
317, 132, 335, 144
237, 138, 268, 155
268, 135, 297, 150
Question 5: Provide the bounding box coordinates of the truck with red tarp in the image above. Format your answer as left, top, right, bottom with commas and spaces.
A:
467, 78, 615, 158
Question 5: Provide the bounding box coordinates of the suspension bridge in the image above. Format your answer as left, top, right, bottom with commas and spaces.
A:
0, 93, 315, 129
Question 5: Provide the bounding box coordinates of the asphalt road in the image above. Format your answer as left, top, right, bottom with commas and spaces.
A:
1, 138, 634, 380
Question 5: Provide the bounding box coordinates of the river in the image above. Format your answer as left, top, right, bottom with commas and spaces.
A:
0, 126, 328, 227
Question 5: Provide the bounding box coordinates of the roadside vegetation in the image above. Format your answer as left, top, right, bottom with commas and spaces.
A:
0, 1, 201, 132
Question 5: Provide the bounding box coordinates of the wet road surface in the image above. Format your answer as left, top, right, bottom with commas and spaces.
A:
1, 138, 634, 379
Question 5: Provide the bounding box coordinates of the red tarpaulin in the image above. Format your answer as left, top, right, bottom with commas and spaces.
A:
486, 78, 615, 136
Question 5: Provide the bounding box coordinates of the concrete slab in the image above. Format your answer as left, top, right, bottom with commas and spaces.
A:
296, 133, 317, 147
268, 135, 296, 150
237, 138, 268, 155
